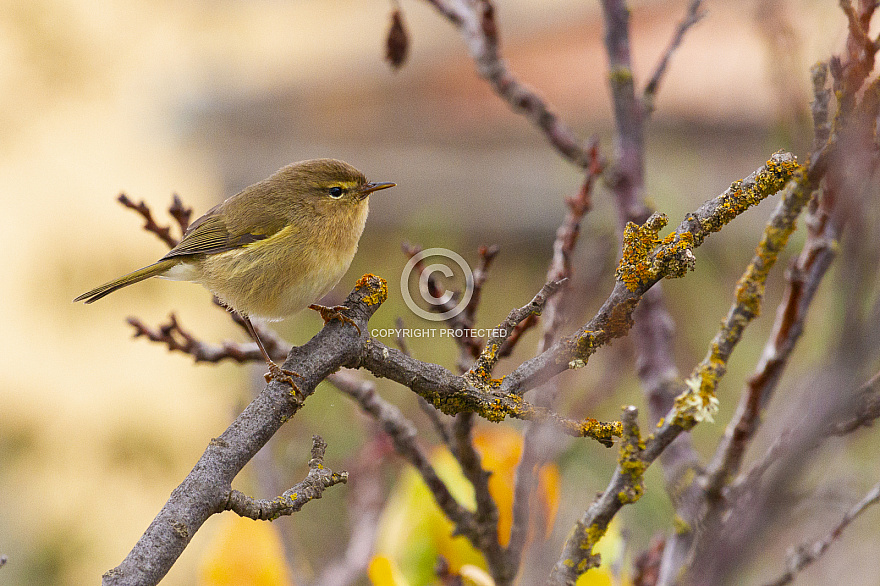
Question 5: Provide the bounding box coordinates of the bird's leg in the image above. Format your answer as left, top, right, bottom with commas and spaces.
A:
241, 315, 302, 398
308, 304, 361, 335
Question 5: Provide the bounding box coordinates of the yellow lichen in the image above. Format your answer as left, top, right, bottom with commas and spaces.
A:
582, 418, 623, 446
673, 515, 692, 535
356, 273, 388, 306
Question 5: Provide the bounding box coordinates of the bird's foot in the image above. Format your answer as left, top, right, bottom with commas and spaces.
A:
264, 361, 303, 401
308, 304, 361, 335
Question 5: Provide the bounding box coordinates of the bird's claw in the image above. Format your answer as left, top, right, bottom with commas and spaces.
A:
264, 361, 303, 401
308, 304, 361, 335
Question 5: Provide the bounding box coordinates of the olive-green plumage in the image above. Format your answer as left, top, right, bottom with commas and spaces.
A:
75, 158, 395, 320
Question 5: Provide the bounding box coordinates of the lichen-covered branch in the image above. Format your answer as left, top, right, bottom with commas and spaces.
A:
548, 406, 644, 585
103, 275, 389, 586
499, 152, 800, 398
223, 436, 347, 520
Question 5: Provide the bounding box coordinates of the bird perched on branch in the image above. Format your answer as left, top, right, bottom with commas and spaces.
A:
75, 158, 395, 392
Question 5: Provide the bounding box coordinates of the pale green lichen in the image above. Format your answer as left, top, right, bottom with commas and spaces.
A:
675, 373, 721, 424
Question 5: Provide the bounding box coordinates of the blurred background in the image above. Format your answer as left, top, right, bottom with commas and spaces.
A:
2, 0, 876, 584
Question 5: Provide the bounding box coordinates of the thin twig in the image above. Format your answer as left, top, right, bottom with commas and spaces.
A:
327, 370, 482, 551
643, 0, 706, 114
117, 193, 186, 248
223, 436, 347, 520
422, 0, 593, 168
762, 480, 880, 586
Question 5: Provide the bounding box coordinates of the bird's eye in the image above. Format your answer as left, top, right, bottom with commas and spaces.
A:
328, 186, 344, 198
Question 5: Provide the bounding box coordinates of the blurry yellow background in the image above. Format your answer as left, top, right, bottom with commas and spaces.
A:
1, 0, 869, 584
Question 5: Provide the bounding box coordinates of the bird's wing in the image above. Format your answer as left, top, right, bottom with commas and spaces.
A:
160, 204, 283, 260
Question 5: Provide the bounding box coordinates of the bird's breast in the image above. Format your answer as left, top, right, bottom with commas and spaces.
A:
192, 219, 363, 320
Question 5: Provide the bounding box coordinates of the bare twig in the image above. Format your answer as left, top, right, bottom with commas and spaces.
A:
422, 0, 593, 168
327, 370, 484, 557
762, 480, 880, 586
168, 194, 193, 236
223, 436, 347, 520
729, 369, 880, 499
127, 314, 267, 363
643, 0, 706, 114
127, 313, 288, 363
538, 141, 604, 355
496, 313, 539, 359
117, 193, 187, 248
401, 242, 483, 362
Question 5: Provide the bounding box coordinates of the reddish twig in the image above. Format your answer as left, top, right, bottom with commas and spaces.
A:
127, 314, 273, 363
118, 193, 190, 248
168, 194, 193, 236
128, 310, 289, 364
401, 242, 483, 361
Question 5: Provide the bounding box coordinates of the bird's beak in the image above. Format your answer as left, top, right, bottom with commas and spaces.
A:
358, 182, 396, 199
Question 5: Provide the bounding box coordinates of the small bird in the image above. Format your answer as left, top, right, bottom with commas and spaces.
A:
75, 158, 395, 389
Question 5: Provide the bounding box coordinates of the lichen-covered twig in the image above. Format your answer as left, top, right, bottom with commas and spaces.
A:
548, 406, 644, 584
465, 278, 566, 387
108, 150, 800, 583
499, 152, 800, 398
673, 166, 812, 433
222, 436, 347, 520
762, 480, 880, 586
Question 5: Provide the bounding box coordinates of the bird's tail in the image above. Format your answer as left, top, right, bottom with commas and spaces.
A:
73, 259, 178, 303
